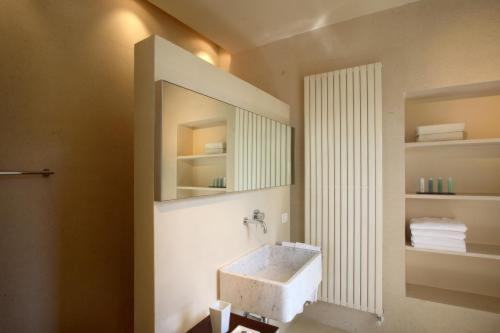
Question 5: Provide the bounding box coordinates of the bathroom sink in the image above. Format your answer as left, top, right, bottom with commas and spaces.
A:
219, 244, 322, 322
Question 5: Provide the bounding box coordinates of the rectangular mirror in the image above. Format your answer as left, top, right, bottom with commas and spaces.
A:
155, 81, 293, 201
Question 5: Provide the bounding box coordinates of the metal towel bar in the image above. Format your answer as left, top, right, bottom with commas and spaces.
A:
0, 169, 54, 177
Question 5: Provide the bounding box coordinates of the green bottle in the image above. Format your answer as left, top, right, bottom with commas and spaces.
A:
437, 176, 443, 193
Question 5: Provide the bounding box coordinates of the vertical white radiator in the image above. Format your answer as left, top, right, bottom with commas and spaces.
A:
304, 63, 382, 315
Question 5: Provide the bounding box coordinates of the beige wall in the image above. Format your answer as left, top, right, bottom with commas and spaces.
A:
0, 1, 223, 332
230, 0, 500, 331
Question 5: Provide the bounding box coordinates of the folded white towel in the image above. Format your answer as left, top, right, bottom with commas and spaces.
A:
417, 131, 464, 142
411, 229, 466, 240
409, 217, 467, 232
412, 242, 466, 253
205, 142, 226, 149
205, 147, 225, 154
411, 236, 466, 248
416, 123, 465, 135
295, 242, 321, 252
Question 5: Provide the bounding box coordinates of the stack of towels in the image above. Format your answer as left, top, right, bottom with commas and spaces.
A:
416, 123, 465, 142
410, 217, 467, 253
204, 142, 226, 154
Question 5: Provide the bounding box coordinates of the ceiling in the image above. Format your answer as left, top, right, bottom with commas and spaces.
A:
149, 0, 419, 53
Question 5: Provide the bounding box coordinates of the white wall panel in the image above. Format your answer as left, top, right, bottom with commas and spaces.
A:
262, 116, 267, 189
243, 110, 248, 191
321, 73, 329, 299
266, 118, 271, 188
276, 122, 282, 186
256, 114, 262, 189
327, 72, 334, 303
281, 123, 287, 186
287, 126, 292, 186
271, 121, 276, 187
305, 77, 311, 244
235, 108, 241, 191
253, 112, 257, 189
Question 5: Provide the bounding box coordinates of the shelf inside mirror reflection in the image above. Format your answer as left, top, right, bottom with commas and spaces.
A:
176, 186, 227, 192
177, 153, 227, 160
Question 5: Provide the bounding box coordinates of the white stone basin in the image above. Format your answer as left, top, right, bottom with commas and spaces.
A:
219, 244, 322, 322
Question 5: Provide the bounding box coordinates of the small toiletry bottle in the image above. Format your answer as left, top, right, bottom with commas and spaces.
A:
419, 177, 425, 193
428, 177, 434, 193
437, 176, 443, 193
222, 177, 226, 188
447, 177, 454, 193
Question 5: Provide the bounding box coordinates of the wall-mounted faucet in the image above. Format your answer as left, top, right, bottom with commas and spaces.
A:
243, 209, 267, 233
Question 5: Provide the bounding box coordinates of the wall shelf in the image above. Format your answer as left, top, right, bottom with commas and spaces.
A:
406, 242, 500, 260
405, 138, 500, 149
406, 283, 500, 314
177, 153, 226, 160
405, 193, 500, 201
405, 88, 500, 313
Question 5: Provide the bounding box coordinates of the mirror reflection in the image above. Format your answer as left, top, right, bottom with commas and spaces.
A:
155, 81, 293, 201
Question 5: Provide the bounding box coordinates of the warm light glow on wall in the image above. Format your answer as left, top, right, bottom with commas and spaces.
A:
218, 51, 232, 72
104, 8, 149, 45
196, 51, 216, 65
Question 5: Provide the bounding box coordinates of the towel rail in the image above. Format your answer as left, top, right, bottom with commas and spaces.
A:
0, 169, 54, 177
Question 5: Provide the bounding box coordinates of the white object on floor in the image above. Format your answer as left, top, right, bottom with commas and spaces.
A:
416, 123, 465, 135
219, 244, 322, 323
209, 300, 231, 333
231, 325, 260, 333
417, 131, 464, 142
409, 217, 467, 233
411, 236, 466, 248
411, 229, 466, 240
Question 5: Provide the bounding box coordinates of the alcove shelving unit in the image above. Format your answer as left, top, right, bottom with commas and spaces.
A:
176, 119, 228, 197
404, 81, 500, 314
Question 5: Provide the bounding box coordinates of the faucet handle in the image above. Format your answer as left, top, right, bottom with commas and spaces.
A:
253, 209, 265, 220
